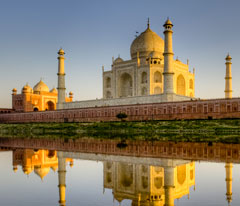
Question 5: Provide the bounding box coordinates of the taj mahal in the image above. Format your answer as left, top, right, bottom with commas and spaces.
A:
58, 18, 197, 110
102, 19, 195, 99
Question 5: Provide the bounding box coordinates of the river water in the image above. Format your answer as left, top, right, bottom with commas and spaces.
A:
0, 138, 239, 206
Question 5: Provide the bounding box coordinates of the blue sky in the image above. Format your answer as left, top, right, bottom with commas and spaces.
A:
0, 0, 240, 107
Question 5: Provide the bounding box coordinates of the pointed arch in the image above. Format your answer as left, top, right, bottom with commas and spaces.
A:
177, 165, 186, 185
45, 101, 55, 111
154, 71, 162, 83
119, 73, 133, 97
33, 107, 39, 112
106, 77, 111, 88
141, 87, 147, 95
141, 72, 147, 83
177, 74, 186, 96
106, 91, 111, 99
154, 86, 162, 94
189, 79, 193, 89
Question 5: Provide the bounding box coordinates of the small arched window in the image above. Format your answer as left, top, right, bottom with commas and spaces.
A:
154, 71, 162, 83
189, 79, 193, 89
33, 107, 39, 112
154, 86, 162, 94
141, 87, 147, 95
106, 91, 111, 99
141, 72, 147, 83
106, 77, 111, 88
177, 74, 186, 96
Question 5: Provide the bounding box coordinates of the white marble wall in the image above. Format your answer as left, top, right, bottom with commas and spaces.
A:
62, 93, 192, 109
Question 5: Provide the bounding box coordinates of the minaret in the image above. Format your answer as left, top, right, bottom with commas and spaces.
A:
164, 166, 175, 206
225, 163, 233, 205
163, 18, 174, 94
57, 48, 66, 110
225, 54, 232, 99
58, 151, 66, 206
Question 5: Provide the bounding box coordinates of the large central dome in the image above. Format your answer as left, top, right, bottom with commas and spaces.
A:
130, 26, 164, 60
33, 80, 49, 93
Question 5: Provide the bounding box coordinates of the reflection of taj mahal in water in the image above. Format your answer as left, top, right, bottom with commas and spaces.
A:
103, 161, 195, 206
11, 149, 234, 206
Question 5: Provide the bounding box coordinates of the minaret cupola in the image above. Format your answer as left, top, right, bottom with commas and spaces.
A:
163, 18, 173, 30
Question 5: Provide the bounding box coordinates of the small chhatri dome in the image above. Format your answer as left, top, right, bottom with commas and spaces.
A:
13, 165, 18, 173
70, 160, 74, 168
58, 48, 65, 55
12, 88, 17, 94
130, 24, 164, 59
33, 80, 49, 93
69, 91, 73, 95
226, 53, 232, 60
50, 87, 58, 94
22, 166, 33, 175
22, 83, 32, 93
164, 18, 173, 27
51, 165, 58, 172
34, 167, 50, 180
114, 57, 123, 64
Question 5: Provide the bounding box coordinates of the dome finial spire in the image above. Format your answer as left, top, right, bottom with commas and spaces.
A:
147, 17, 150, 28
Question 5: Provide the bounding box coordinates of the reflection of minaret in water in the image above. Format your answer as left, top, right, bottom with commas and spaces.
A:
58, 151, 66, 206
225, 163, 233, 205
164, 166, 175, 206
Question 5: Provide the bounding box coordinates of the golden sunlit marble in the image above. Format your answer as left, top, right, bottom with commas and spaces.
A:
12, 79, 73, 112
12, 149, 73, 180
102, 19, 195, 99
57, 19, 196, 111
11, 149, 234, 206
104, 161, 195, 206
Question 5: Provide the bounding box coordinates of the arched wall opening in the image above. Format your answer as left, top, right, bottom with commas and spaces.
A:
177, 165, 186, 185
141, 87, 147, 95
177, 74, 186, 96
189, 79, 193, 89
154, 71, 162, 83
119, 73, 133, 97
106, 77, 111, 88
141, 72, 147, 83
33, 107, 39, 112
106, 91, 111, 99
154, 86, 162, 94
45, 101, 55, 111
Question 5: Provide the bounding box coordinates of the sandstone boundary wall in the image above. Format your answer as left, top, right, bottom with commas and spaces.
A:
0, 98, 240, 123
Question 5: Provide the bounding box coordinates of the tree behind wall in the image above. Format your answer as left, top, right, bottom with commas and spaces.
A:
116, 112, 128, 121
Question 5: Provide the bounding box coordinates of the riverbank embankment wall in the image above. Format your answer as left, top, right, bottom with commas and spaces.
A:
0, 98, 240, 123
